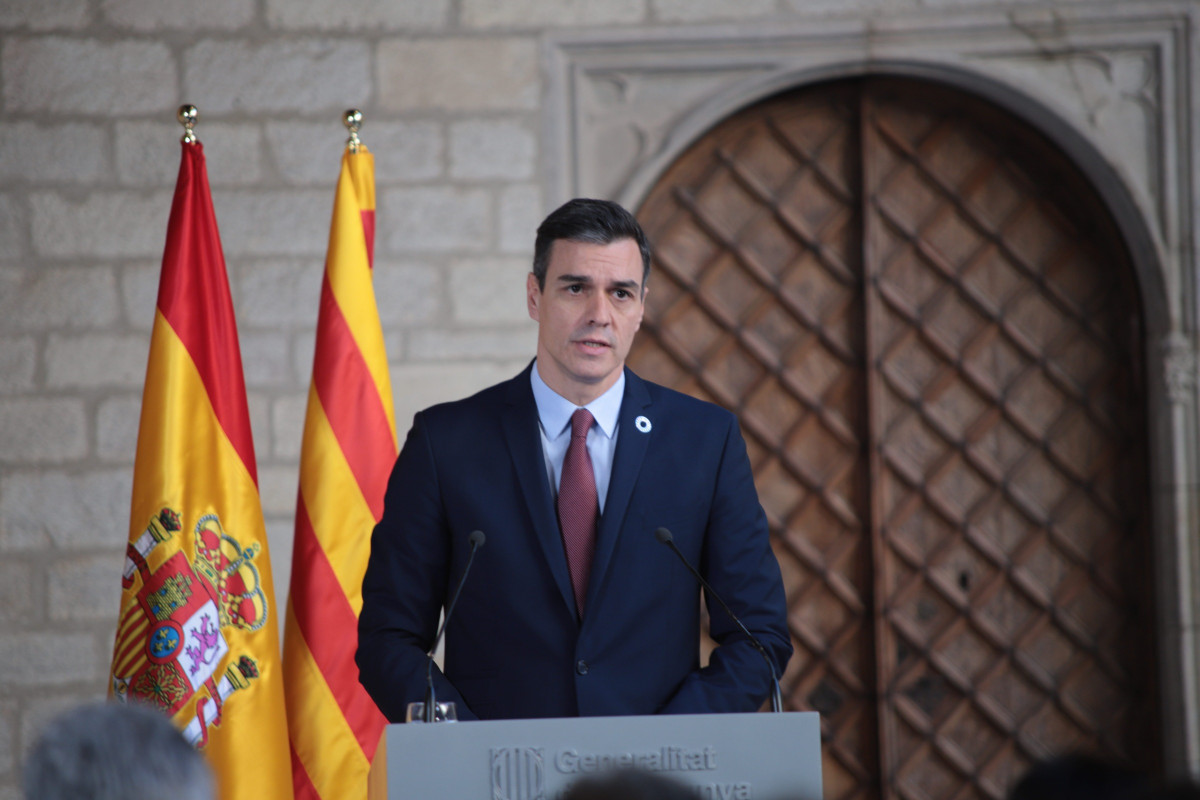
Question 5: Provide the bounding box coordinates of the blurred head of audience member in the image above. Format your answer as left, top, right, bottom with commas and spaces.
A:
1010, 753, 1148, 800
23, 701, 213, 800
562, 768, 697, 800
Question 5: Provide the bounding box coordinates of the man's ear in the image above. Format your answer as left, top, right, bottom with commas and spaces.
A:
527, 272, 541, 322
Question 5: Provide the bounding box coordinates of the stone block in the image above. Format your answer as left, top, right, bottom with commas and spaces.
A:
0, 0, 88, 29
372, 259, 443, 325
101, 0, 254, 30
271, 392, 308, 460
384, 330, 405, 360
293, 329, 316, 381
96, 394, 142, 463
246, 391, 272, 471
0, 266, 120, 332
264, 121, 350, 186
0, 560, 35, 624
119, 262, 161, 331
408, 326, 536, 361
461, 0, 644, 28
264, 515, 294, 609
781, 0, 902, 9
0, 196, 27, 260
0, 398, 87, 464
651, 0, 775, 22
380, 187, 490, 253
265, 117, 443, 184
390, 359, 531, 438
2, 37, 175, 114
31, 191, 171, 259
212, 190, 330, 256
498, 183, 542, 255
185, 39, 370, 114
0, 633, 99, 686
0, 123, 107, 184
0, 469, 131, 551
371, 121, 444, 182
449, 118, 536, 180
239, 331, 293, 387
45, 334, 148, 390
116, 121, 264, 187
0, 699, 13, 779
0, 338, 36, 395
238, 259, 323, 327
265, 0, 448, 30
378, 37, 538, 111
448, 257, 532, 325
258, 464, 299, 516
47, 553, 124, 621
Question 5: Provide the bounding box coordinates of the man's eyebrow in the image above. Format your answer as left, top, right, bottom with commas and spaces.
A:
555, 274, 642, 292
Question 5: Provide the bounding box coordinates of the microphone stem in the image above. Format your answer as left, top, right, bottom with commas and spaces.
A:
663, 537, 784, 712
423, 536, 482, 723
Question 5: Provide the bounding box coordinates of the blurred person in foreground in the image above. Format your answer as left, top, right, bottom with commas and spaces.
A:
23, 701, 213, 800
562, 768, 697, 800
1009, 753, 1147, 800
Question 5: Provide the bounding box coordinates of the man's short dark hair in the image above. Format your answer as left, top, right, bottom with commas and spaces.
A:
532, 198, 651, 291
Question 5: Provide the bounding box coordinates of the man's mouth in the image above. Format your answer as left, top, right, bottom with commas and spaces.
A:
575, 338, 611, 350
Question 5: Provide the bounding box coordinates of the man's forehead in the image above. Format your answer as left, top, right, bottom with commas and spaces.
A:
546, 238, 643, 281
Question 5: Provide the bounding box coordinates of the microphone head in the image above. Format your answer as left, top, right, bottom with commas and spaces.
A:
654, 527, 673, 545
468, 530, 486, 548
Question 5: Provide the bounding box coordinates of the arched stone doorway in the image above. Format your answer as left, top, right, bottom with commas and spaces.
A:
628, 77, 1159, 800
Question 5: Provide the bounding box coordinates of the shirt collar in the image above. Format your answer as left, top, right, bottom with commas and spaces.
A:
531, 360, 624, 440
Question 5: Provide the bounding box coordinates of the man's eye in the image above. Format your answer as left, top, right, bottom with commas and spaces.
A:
567, 284, 584, 294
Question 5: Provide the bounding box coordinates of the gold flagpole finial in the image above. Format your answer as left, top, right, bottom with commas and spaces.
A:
177, 105, 198, 144
344, 109, 364, 153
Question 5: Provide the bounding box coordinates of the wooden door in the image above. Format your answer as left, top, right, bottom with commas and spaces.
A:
629, 77, 1157, 800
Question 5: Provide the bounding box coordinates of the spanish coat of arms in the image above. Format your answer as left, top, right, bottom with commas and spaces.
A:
110, 507, 269, 748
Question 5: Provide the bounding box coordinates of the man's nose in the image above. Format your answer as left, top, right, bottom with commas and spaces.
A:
586, 292, 612, 325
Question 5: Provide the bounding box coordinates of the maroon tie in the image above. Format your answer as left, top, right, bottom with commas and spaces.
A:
558, 408, 598, 617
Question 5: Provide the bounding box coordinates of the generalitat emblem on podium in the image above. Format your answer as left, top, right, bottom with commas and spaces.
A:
110, 507, 268, 748
492, 747, 546, 800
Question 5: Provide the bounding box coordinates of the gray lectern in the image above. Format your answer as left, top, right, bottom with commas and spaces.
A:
369, 712, 822, 800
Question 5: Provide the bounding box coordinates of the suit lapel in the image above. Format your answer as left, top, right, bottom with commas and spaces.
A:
585, 369, 652, 612
500, 366, 578, 618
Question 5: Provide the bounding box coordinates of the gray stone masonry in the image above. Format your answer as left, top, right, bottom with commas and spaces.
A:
0, 1, 1197, 796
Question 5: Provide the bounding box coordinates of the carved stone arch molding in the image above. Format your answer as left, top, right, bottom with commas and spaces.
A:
545, 4, 1200, 778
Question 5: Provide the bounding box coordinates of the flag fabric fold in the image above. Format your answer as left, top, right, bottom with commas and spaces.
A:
283, 144, 397, 800
109, 140, 294, 800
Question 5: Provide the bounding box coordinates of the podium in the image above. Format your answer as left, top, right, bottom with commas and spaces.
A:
369, 712, 822, 800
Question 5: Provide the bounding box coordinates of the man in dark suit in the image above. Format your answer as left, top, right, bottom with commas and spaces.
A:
357, 198, 791, 721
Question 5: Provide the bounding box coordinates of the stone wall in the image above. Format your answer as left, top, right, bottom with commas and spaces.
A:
0, 0, 1195, 796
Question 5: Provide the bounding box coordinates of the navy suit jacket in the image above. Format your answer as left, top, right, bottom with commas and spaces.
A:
357, 363, 791, 721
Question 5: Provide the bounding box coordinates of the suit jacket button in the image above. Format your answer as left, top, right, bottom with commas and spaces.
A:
576, 660, 589, 675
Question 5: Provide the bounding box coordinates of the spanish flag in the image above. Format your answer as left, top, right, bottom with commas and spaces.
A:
109, 139, 293, 800
283, 143, 396, 800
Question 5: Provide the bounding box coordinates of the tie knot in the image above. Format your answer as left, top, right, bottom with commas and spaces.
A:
570, 408, 594, 439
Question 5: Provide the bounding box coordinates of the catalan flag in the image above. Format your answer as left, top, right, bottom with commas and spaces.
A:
283, 142, 397, 800
109, 139, 293, 800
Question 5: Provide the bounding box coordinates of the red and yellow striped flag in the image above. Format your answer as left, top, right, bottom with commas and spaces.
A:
283, 143, 397, 800
110, 140, 293, 800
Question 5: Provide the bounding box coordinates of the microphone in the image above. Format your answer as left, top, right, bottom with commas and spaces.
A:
654, 527, 784, 713
423, 529, 486, 722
